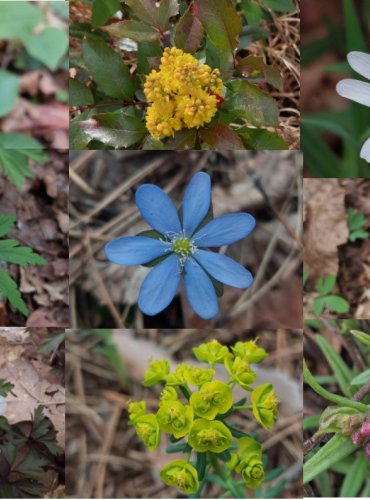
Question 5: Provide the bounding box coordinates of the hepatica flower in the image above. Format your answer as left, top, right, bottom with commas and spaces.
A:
105, 172, 255, 320
336, 51, 370, 162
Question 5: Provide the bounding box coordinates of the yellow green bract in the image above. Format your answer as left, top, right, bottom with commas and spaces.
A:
132, 414, 160, 451
188, 418, 232, 453
235, 437, 265, 488
190, 381, 233, 419
251, 383, 279, 429
160, 459, 199, 494
144, 47, 223, 139
193, 339, 231, 366
143, 359, 170, 387
157, 400, 193, 439
231, 340, 268, 364
224, 356, 257, 390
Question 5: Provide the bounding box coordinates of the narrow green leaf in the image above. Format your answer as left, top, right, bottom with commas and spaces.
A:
0, 268, 28, 316
193, 0, 242, 53
83, 37, 134, 100
315, 335, 354, 398
350, 369, 370, 386
224, 80, 279, 127
303, 360, 369, 412
340, 453, 367, 497
351, 330, 370, 346
304, 434, 357, 484
0, 70, 19, 118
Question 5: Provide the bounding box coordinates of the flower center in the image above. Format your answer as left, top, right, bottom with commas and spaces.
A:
171, 236, 194, 258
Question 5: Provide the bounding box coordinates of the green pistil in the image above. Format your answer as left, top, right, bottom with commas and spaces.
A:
171, 237, 193, 257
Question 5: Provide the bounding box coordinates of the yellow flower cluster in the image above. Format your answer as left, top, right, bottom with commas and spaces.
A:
144, 47, 223, 139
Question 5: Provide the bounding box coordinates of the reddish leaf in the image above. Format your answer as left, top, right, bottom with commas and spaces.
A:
174, 8, 204, 53
199, 123, 245, 150
236, 56, 283, 91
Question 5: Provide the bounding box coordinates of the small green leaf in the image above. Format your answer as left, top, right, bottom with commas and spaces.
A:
199, 123, 245, 150
0, 380, 14, 397
69, 78, 94, 107
193, 0, 242, 53
0, 151, 34, 188
102, 20, 159, 42
83, 37, 134, 100
0, 215, 16, 238
92, 0, 121, 27
0, 268, 28, 316
79, 111, 147, 148
350, 369, 370, 386
224, 80, 279, 127
22, 27, 68, 71
323, 295, 350, 314
174, 8, 204, 53
315, 274, 336, 296
0, 70, 19, 118
304, 434, 357, 484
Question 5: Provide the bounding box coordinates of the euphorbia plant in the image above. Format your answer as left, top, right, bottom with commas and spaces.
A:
128, 339, 279, 496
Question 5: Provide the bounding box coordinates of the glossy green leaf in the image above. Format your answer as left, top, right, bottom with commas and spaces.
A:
79, 111, 147, 148
83, 37, 134, 100
174, 8, 204, 53
304, 434, 357, 484
199, 123, 245, 150
102, 20, 159, 42
0, 2, 44, 39
92, 0, 121, 27
340, 453, 367, 497
315, 335, 353, 398
235, 55, 283, 91
193, 0, 242, 52
350, 369, 370, 386
0, 70, 19, 118
22, 27, 68, 71
137, 40, 162, 74
237, 127, 288, 149
69, 78, 94, 107
125, 0, 179, 30
164, 129, 197, 150
224, 80, 279, 127
261, 0, 296, 13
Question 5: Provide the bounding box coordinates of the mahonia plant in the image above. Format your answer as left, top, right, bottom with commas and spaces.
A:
70, 0, 290, 150
128, 339, 279, 496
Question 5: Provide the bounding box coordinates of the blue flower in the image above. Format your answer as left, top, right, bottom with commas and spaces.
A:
105, 172, 255, 320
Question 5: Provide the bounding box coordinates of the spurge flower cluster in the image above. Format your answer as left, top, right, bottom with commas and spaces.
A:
128, 339, 279, 495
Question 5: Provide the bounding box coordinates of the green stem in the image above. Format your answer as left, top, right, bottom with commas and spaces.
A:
208, 453, 245, 499
303, 360, 369, 412
235, 404, 253, 410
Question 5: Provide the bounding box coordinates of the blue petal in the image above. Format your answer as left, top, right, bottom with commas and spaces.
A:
194, 250, 253, 289
193, 213, 256, 247
182, 172, 211, 237
105, 236, 170, 265
184, 258, 219, 320
135, 184, 181, 235
138, 254, 180, 315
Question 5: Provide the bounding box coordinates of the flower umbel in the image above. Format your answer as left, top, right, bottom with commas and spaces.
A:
336, 51, 370, 162
144, 47, 223, 139
105, 171, 255, 319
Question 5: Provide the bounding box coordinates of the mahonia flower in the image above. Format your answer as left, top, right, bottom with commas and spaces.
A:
157, 400, 193, 439
251, 384, 279, 429
105, 172, 255, 319
143, 359, 170, 387
190, 381, 233, 420
144, 47, 223, 139
160, 460, 199, 494
235, 437, 265, 488
193, 339, 232, 366
336, 51, 370, 162
224, 356, 256, 390
231, 340, 267, 364
188, 418, 232, 453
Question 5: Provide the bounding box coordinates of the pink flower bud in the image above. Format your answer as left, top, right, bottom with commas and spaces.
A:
352, 430, 364, 446
360, 421, 370, 437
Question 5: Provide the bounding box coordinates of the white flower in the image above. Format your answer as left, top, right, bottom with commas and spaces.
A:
336, 51, 370, 162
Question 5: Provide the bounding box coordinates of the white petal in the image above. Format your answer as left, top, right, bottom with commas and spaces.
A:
336, 79, 370, 107
360, 137, 370, 162
347, 51, 370, 80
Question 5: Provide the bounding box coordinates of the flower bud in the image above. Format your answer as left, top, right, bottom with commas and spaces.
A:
188, 418, 232, 453
160, 460, 199, 494
143, 359, 170, 387
156, 401, 193, 439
